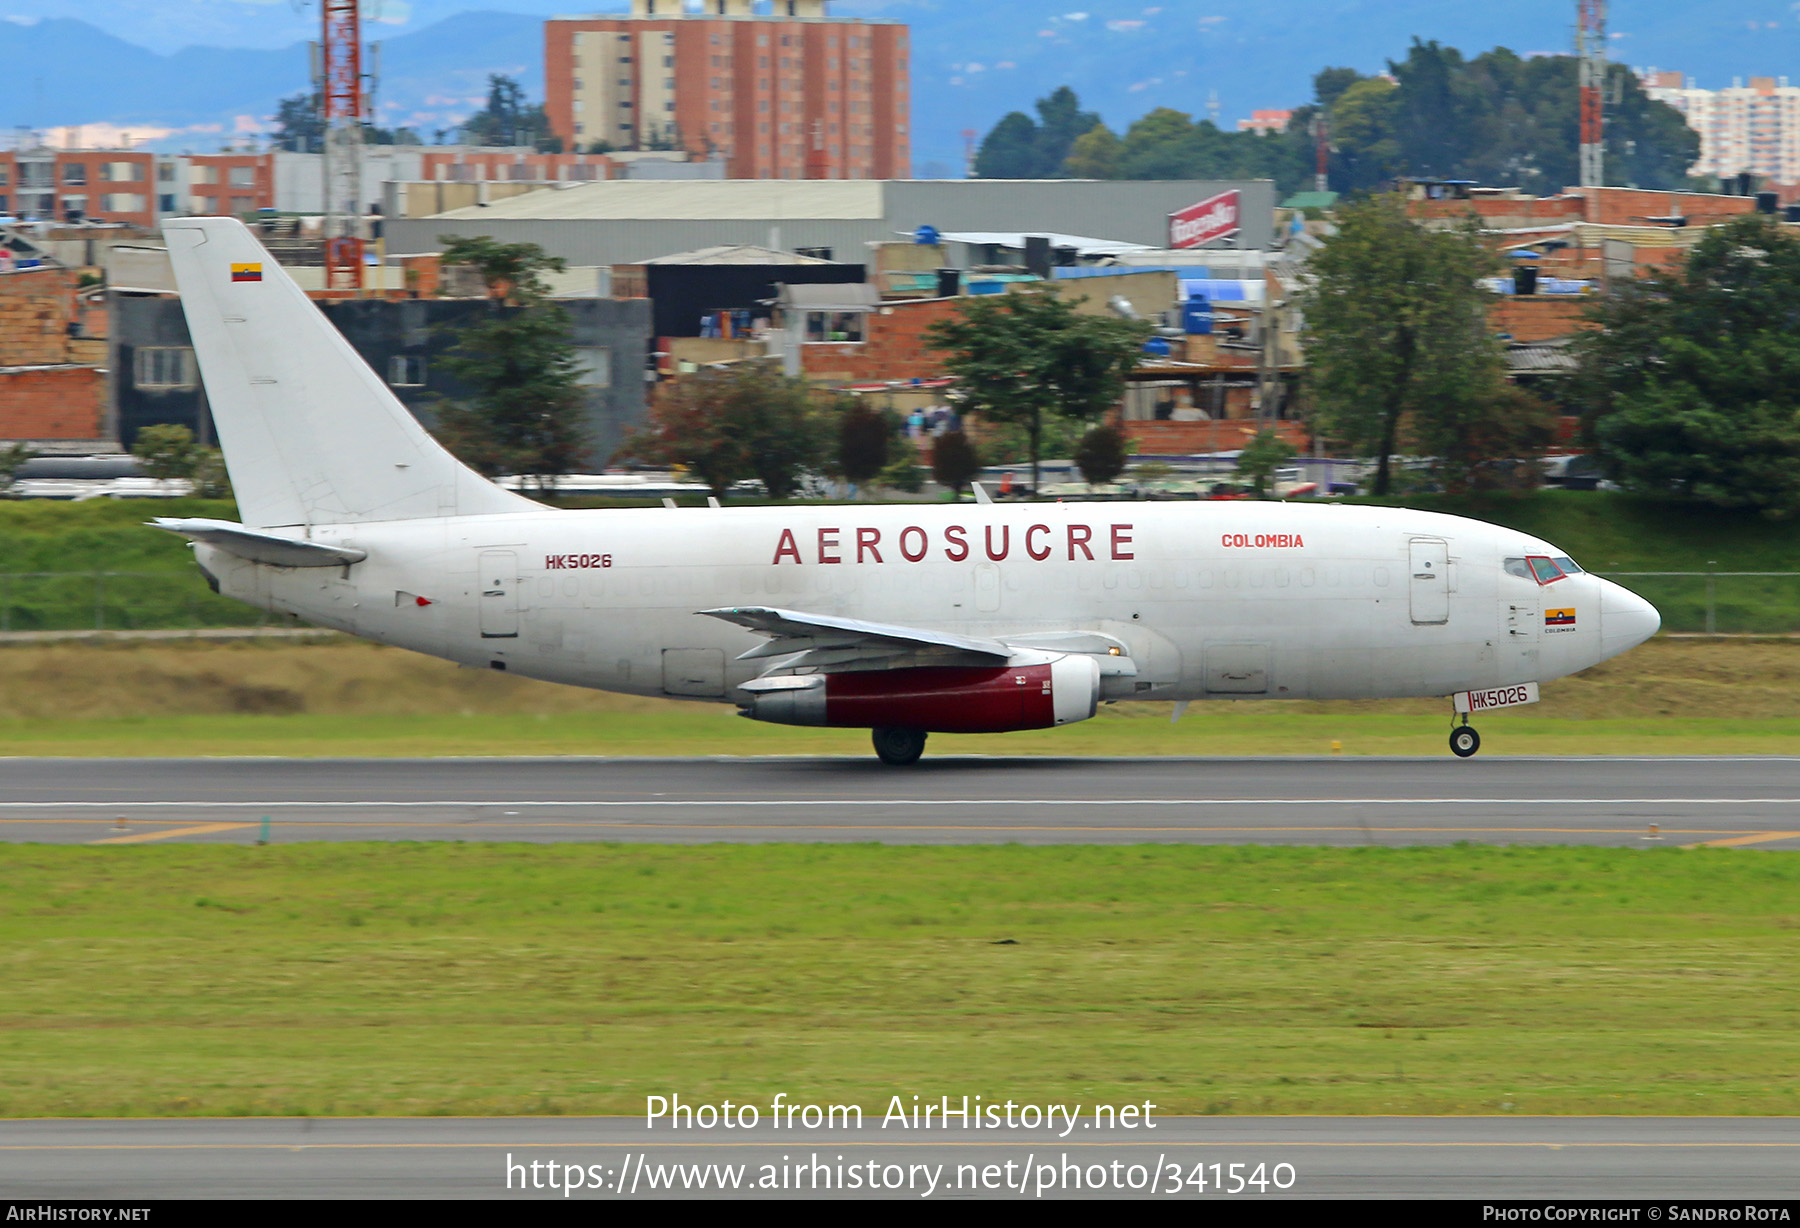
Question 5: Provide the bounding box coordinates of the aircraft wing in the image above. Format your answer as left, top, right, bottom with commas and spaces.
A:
699, 606, 1013, 669
151, 517, 368, 568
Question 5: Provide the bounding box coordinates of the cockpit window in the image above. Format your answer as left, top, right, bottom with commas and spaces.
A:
1528, 556, 1566, 584
1552, 555, 1583, 575
1505, 556, 1569, 584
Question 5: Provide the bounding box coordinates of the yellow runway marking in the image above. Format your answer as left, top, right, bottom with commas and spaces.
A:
88, 822, 253, 845
1682, 831, 1800, 849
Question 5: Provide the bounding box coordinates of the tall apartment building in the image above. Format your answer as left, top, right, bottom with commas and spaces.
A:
1641, 71, 1800, 183
0, 146, 628, 226
545, 0, 910, 180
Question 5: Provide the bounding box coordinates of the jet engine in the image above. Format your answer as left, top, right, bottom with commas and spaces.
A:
740, 653, 1101, 733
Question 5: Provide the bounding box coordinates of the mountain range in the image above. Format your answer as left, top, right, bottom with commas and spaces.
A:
2, 2, 1796, 175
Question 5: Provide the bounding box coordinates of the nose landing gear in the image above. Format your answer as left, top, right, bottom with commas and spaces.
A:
1449, 714, 1481, 758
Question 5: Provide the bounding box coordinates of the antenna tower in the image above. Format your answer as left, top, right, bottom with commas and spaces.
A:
1577, 0, 1606, 189
321, 0, 364, 292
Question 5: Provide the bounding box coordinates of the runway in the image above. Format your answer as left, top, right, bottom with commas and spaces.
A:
2, 756, 1799, 847
1, 1115, 1794, 1200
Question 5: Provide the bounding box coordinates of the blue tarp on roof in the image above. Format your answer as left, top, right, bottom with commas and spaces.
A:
1180, 278, 1263, 302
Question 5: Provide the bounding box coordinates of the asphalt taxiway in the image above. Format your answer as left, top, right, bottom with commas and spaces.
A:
0, 1115, 1794, 1200
1, 756, 1797, 847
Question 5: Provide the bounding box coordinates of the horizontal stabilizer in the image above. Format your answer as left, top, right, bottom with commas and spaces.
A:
151, 517, 367, 568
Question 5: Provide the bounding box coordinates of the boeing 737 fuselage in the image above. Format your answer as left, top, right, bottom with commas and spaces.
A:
155, 218, 1660, 764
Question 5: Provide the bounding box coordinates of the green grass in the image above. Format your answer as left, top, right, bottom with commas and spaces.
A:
2, 491, 1797, 632
0, 636, 1796, 757
4, 709, 1799, 759
2, 844, 1796, 1118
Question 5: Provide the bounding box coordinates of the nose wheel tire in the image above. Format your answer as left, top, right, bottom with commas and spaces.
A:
1449, 726, 1481, 758
872, 727, 927, 766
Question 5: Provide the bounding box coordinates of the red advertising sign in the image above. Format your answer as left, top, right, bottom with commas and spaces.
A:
1169, 190, 1241, 248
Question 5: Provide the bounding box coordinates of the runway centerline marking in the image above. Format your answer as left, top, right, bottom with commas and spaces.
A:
86, 822, 252, 845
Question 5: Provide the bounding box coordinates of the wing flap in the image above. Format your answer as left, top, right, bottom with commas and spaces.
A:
699, 606, 1013, 662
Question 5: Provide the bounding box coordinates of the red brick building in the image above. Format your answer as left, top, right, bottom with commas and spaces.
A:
546, 0, 910, 180
183, 153, 276, 217
0, 264, 108, 443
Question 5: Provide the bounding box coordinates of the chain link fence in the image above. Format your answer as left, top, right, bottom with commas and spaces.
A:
1, 570, 1796, 635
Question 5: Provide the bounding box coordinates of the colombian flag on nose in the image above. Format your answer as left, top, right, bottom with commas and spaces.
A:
230, 263, 262, 282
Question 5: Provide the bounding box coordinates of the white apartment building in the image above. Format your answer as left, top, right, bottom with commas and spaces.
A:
1641, 71, 1800, 183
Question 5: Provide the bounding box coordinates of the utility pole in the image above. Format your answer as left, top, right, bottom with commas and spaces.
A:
321, 0, 364, 292
1577, 0, 1607, 189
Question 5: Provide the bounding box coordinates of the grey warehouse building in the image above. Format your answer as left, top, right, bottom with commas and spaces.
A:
384, 179, 1277, 269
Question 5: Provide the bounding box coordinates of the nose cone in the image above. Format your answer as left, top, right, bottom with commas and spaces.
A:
1600, 579, 1660, 660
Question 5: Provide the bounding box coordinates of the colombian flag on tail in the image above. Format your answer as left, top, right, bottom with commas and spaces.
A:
230, 263, 262, 282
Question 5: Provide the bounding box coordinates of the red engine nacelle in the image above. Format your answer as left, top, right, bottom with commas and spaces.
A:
743, 654, 1101, 734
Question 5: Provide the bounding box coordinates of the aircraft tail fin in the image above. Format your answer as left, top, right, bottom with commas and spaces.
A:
161, 217, 539, 528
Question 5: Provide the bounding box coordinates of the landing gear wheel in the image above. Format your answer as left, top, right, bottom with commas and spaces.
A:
1449, 726, 1481, 758
872, 727, 927, 766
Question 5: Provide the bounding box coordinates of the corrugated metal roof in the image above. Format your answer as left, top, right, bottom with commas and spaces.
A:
641, 243, 839, 265
1506, 342, 1579, 373
431, 180, 886, 222
933, 230, 1155, 257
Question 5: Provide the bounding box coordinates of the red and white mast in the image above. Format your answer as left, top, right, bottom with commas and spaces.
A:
321, 0, 364, 292
1577, 0, 1606, 188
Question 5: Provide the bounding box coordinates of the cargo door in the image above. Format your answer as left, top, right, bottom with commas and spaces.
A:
479, 550, 520, 638
1408, 537, 1449, 625
1204, 642, 1269, 694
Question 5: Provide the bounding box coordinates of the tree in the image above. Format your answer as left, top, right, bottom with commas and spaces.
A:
0, 442, 33, 497
1297, 194, 1513, 496
462, 74, 560, 152
1073, 423, 1129, 488
879, 435, 926, 493
619, 363, 823, 501
131, 424, 201, 481
1234, 429, 1297, 498
130, 424, 231, 497
432, 235, 588, 492
926, 290, 1149, 495
1575, 214, 1800, 514
271, 92, 324, 153
973, 87, 1101, 178
930, 428, 982, 498
1062, 123, 1121, 179
837, 404, 889, 491
270, 90, 420, 150
973, 112, 1040, 179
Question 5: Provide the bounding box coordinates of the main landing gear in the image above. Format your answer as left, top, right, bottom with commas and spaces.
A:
872, 726, 927, 766
1448, 712, 1481, 758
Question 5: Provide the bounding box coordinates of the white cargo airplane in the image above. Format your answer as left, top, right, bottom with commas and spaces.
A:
153, 218, 1660, 764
